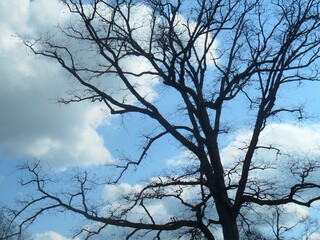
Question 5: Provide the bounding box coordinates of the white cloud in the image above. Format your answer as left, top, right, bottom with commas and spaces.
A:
219, 123, 320, 201
166, 156, 187, 167
0, 0, 158, 171
221, 123, 320, 179
103, 182, 143, 202
166, 151, 197, 167
83, 180, 199, 239
33, 231, 77, 240
221, 123, 320, 162
103, 182, 173, 222
219, 123, 320, 238
103, 178, 202, 219
0, 20, 112, 170
310, 233, 320, 240
0, 0, 112, 170
240, 204, 311, 239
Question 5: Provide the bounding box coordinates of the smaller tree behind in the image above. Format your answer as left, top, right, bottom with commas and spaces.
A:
0, 207, 30, 240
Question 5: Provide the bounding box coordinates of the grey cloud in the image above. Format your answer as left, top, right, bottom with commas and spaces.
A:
0, 0, 159, 170
0, 0, 112, 170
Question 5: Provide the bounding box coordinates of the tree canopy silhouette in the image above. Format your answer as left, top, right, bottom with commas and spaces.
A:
11, 0, 320, 239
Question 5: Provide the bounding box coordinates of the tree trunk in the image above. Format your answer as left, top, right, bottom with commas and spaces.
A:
220, 210, 239, 240
222, 223, 239, 240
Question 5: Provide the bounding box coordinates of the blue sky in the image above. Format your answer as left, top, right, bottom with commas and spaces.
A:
1, 0, 320, 239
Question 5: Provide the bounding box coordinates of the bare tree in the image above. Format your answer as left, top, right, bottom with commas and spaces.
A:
239, 204, 320, 240
11, 0, 320, 239
0, 207, 30, 240
298, 218, 320, 240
